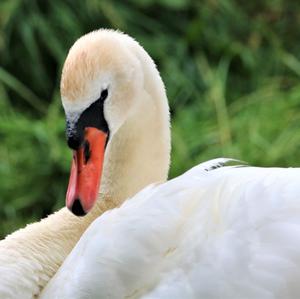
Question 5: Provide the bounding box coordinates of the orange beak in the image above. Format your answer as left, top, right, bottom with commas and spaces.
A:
66, 127, 107, 216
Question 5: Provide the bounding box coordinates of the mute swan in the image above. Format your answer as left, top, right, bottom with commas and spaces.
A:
1, 29, 300, 299
37, 30, 300, 299
0, 29, 170, 299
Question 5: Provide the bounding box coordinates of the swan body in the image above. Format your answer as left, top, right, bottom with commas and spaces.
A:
41, 159, 300, 299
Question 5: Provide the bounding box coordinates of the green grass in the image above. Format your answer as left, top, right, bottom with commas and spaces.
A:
1, 0, 300, 238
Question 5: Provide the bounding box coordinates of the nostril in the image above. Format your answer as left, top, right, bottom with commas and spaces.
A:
84, 141, 91, 164
71, 199, 86, 216
67, 135, 82, 150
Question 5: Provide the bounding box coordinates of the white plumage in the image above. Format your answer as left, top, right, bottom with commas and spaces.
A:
41, 159, 300, 299
2, 29, 300, 299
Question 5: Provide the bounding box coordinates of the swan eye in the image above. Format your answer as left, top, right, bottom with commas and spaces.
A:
100, 89, 108, 101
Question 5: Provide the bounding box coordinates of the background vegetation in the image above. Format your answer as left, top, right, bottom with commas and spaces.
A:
1, 0, 300, 238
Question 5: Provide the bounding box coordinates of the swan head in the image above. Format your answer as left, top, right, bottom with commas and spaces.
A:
61, 30, 144, 142
60, 29, 169, 216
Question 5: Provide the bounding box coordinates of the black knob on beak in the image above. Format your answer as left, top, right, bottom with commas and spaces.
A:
67, 134, 82, 150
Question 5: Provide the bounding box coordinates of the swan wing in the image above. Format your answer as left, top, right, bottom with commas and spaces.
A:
41, 159, 300, 299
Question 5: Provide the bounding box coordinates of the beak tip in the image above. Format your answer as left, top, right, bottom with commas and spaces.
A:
69, 198, 87, 217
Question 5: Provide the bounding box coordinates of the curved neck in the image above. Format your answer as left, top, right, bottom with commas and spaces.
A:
97, 71, 170, 209
102, 105, 169, 203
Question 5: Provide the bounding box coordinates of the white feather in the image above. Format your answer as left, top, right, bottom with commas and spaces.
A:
40, 159, 300, 299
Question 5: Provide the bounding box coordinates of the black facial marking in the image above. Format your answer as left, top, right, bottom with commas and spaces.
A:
66, 90, 109, 150
100, 89, 108, 100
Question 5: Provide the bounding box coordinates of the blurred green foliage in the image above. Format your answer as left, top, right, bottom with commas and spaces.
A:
1, 0, 300, 238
